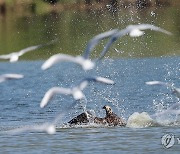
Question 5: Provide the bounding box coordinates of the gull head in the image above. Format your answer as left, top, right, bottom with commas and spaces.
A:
82, 59, 95, 71
10, 54, 19, 62
72, 89, 84, 100
46, 125, 56, 134
129, 29, 144, 37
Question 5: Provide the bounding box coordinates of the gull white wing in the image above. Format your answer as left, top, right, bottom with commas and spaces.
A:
127, 24, 172, 35
83, 29, 118, 59
98, 24, 171, 60
145, 81, 168, 86
79, 76, 115, 87
95, 77, 115, 84
97, 28, 130, 60
18, 44, 44, 56
85, 76, 115, 84
0, 74, 24, 83
146, 81, 177, 90
7, 123, 56, 135
0, 53, 13, 59
146, 81, 180, 98
41, 54, 82, 70
40, 87, 72, 108
78, 80, 89, 90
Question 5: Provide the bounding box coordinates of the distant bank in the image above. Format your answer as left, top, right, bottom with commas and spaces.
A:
0, 0, 179, 15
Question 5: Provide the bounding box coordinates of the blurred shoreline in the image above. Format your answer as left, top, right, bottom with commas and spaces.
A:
0, 0, 180, 16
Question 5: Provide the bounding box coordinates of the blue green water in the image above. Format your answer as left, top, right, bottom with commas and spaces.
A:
0, 57, 179, 153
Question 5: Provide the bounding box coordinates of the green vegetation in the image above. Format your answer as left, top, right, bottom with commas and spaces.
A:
0, 5, 179, 60
0, 0, 179, 61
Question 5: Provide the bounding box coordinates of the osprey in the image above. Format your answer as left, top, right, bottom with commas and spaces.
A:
68, 111, 94, 125
68, 105, 126, 127
102, 105, 126, 126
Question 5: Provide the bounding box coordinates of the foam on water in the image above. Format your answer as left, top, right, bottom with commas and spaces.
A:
126, 107, 180, 128
126, 112, 157, 128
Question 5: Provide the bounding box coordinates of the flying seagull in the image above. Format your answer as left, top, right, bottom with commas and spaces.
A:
7, 123, 56, 135
0, 39, 58, 62
40, 76, 115, 108
41, 53, 95, 71
98, 24, 172, 60
83, 29, 118, 59
0, 74, 24, 83
6, 113, 65, 135
41, 29, 118, 71
146, 81, 180, 98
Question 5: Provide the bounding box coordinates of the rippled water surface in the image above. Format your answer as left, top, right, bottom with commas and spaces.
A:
0, 57, 179, 153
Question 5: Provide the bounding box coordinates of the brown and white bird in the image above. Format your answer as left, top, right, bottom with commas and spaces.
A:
102, 105, 126, 126
68, 105, 126, 127
68, 111, 93, 125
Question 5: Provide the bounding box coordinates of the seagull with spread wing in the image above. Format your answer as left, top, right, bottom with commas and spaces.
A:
98, 24, 172, 60
7, 123, 56, 135
40, 76, 115, 108
0, 74, 24, 83
41, 29, 118, 71
146, 81, 180, 98
0, 39, 57, 62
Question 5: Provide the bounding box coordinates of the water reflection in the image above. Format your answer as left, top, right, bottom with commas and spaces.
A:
0, 5, 179, 60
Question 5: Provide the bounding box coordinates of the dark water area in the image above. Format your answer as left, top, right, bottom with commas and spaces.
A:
0, 4, 180, 154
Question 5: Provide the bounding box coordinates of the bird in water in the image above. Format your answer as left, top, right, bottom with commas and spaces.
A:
96, 105, 126, 126
68, 111, 94, 125
68, 105, 126, 127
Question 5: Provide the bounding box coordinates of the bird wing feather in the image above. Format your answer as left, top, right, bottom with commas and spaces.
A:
40, 87, 71, 108
41, 54, 81, 70
83, 29, 118, 59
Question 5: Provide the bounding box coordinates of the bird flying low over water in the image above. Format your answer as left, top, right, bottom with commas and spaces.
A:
98, 24, 172, 60
40, 76, 115, 108
7, 123, 56, 135
146, 81, 180, 98
6, 113, 65, 135
83, 29, 118, 59
0, 74, 24, 83
41, 53, 95, 71
41, 29, 118, 71
0, 39, 58, 63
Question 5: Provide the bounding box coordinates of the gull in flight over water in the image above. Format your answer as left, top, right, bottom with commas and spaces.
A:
7, 123, 56, 135
41, 53, 95, 71
6, 113, 65, 135
98, 24, 172, 60
0, 39, 58, 63
0, 74, 24, 83
41, 29, 118, 71
146, 81, 180, 98
40, 76, 115, 108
